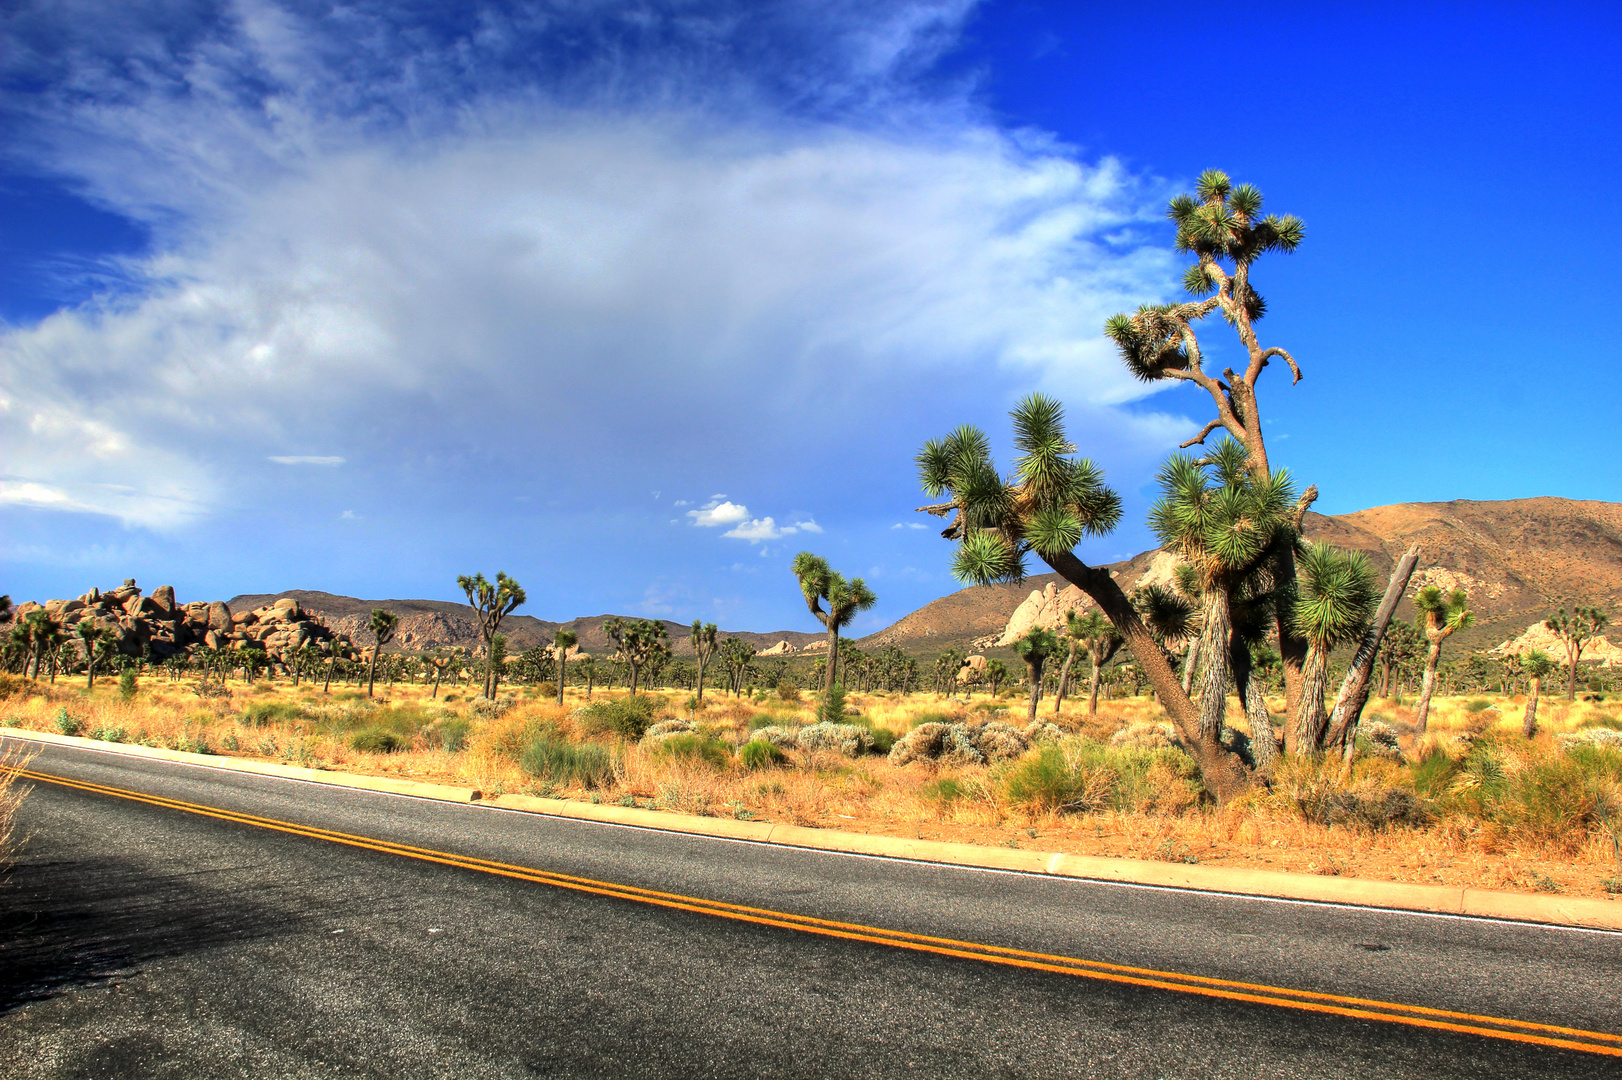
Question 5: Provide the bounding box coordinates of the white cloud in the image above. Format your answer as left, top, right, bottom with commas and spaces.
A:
688, 500, 752, 527
892, 522, 927, 529
0, 2, 1181, 534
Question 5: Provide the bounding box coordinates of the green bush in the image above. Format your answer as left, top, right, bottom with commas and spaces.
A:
1490, 754, 1620, 850
520, 737, 615, 788
54, 707, 83, 737
239, 701, 313, 727
1465, 699, 1494, 713
776, 679, 801, 702
91, 725, 128, 744
740, 740, 787, 769
920, 776, 967, 809
538, 682, 558, 699
820, 684, 848, 726
349, 727, 409, 753
425, 716, 472, 753
578, 696, 662, 740
118, 669, 139, 701
652, 733, 732, 768
1004, 745, 1113, 813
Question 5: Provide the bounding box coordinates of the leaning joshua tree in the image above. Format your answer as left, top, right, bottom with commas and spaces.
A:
457, 572, 526, 699
690, 620, 719, 703
1413, 585, 1473, 733
1546, 606, 1611, 700
790, 553, 876, 692
1286, 542, 1378, 754
366, 609, 398, 698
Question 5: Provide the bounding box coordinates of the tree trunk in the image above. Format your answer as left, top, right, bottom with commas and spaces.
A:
1523, 677, 1542, 737
1181, 636, 1200, 697
367, 649, 379, 698
1054, 642, 1077, 715
1039, 550, 1254, 805
1025, 658, 1044, 724
1566, 645, 1580, 700
431, 667, 442, 699
826, 626, 840, 691
324, 655, 335, 694
1289, 647, 1331, 755
557, 651, 568, 705
694, 654, 706, 704
1414, 639, 1444, 734
1194, 589, 1233, 741
1231, 644, 1277, 772
1088, 658, 1103, 717
1273, 543, 1309, 726
1325, 544, 1421, 760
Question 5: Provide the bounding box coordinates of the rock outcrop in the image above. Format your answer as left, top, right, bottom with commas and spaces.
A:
15, 579, 362, 667
1490, 621, 1622, 667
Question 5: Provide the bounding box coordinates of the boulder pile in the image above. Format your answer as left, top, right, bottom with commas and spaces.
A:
12, 579, 361, 665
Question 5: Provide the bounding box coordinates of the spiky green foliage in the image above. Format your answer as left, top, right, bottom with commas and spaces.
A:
916, 393, 1122, 586
1132, 584, 1198, 645
1521, 649, 1555, 681
1291, 543, 1379, 649
604, 617, 671, 695
366, 608, 398, 698
1148, 439, 1295, 592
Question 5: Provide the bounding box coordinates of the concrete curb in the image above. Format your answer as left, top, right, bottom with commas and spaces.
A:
10, 729, 1620, 931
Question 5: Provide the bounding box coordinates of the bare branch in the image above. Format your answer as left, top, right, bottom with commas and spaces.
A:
1258, 346, 1303, 384
916, 502, 955, 518
1291, 484, 1319, 533
1178, 418, 1225, 449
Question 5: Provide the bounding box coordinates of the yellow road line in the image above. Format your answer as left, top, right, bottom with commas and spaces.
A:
22, 768, 1622, 1058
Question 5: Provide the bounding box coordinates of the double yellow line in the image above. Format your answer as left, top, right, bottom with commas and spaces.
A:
22, 767, 1622, 1059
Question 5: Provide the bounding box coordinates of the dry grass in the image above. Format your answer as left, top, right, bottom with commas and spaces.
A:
3, 674, 1620, 898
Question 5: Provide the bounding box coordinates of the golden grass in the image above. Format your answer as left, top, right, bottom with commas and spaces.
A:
2, 674, 1619, 898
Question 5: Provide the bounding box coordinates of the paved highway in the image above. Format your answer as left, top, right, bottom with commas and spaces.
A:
3, 736, 1619, 1078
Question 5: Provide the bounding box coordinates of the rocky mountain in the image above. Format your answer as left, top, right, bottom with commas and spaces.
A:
226, 591, 827, 657
860, 497, 1622, 656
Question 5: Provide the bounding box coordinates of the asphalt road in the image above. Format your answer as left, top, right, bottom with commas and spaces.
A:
3, 737, 1620, 1079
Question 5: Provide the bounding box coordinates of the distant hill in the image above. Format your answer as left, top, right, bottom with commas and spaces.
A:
859, 497, 1622, 656
225, 590, 826, 656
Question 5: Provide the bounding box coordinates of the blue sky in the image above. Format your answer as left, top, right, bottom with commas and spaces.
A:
2, 1, 1617, 634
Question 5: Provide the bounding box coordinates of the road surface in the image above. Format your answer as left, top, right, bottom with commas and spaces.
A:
3, 736, 1619, 1078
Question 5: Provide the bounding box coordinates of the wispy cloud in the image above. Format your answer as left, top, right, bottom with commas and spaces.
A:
723, 516, 820, 542
268, 455, 344, 466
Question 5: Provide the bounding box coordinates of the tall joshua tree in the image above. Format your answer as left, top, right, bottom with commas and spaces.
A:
1103, 171, 1313, 720
790, 553, 876, 692
1521, 649, 1555, 737
1287, 542, 1379, 754
366, 609, 398, 699
1413, 586, 1473, 733
553, 629, 577, 705
458, 572, 526, 699
1546, 607, 1610, 700
1012, 626, 1060, 724
690, 620, 718, 704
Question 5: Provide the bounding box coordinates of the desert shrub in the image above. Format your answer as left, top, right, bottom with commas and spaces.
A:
797, 722, 874, 757
776, 680, 801, 702
520, 737, 615, 788
1003, 745, 1114, 814
740, 739, 787, 769
848, 719, 897, 754
1489, 754, 1621, 852
333, 690, 366, 703
349, 727, 409, 753
920, 776, 968, 809
54, 707, 83, 737
643, 718, 696, 742
118, 669, 139, 701
577, 696, 661, 740
652, 734, 732, 768
1409, 749, 1460, 798
1357, 721, 1402, 759
1465, 699, 1495, 714
1559, 728, 1622, 751
537, 682, 558, 700
424, 716, 472, 753
1110, 721, 1180, 751
90, 726, 128, 744
972, 722, 1031, 763
0, 674, 20, 699
239, 701, 312, 727
819, 684, 849, 726
1268, 756, 1428, 829
888, 722, 983, 767
748, 724, 798, 748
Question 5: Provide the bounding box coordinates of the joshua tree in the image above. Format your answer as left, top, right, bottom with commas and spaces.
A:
428, 650, 453, 699
486, 633, 509, 697
553, 630, 577, 705
1147, 439, 1295, 738
690, 620, 718, 704
1287, 542, 1379, 755
790, 553, 876, 692
717, 637, 755, 696
1056, 610, 1122, 717
1546, 607, 1611, 700
1011, 626, 1060, 724
986, 658, 1008, 697
366, 609, 398, 698
934, 648, 964, 699
1413, 586, 1474, 733
457, 572, 526, 699
576, 655, 597, 699
603, 618, 669, 695
1521, 649, 1555, 737
1377, 619, 1423, 698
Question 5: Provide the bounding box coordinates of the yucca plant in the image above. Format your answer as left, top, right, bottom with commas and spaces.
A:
1413, 586, 1474, 732
365, 608, 397, 699
1012, 626, 1061, 724
1148, 439, 1295, 739
1288, 542, 1378, 754
1054, 609, 1122, 717
790, 553, 876, 692
1521, 649, 1555, 737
